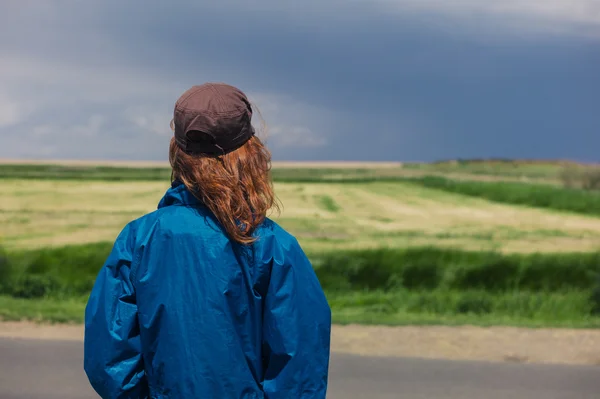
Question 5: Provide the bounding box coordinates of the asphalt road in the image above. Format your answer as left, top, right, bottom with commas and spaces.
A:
0, 337, 598, 399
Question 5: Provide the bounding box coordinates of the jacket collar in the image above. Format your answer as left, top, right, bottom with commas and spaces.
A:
158, 180, 203, 208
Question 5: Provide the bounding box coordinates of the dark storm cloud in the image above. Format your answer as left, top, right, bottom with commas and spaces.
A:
0, 0, 598, 161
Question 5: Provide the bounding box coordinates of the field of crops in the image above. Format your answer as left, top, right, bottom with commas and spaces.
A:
1, 161, 599, 327
3, 179, 600, 253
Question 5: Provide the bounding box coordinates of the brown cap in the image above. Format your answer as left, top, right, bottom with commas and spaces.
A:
173, 83, 255, 155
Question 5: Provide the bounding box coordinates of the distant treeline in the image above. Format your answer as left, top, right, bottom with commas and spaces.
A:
0, 163, 400, 181
0, 164, 172, 181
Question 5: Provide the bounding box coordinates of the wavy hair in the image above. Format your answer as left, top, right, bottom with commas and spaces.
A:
168, 132, 279, 245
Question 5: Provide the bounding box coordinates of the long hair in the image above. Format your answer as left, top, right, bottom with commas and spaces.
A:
168, 134, 279, 245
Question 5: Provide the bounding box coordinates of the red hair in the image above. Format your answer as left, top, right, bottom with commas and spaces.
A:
169, 135, 279, 244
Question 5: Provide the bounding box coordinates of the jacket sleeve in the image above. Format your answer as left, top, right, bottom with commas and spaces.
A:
84, 224, 148, 399
262, 239, 332, 399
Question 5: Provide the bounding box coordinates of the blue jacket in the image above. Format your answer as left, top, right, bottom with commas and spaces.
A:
84, 181, 331, 398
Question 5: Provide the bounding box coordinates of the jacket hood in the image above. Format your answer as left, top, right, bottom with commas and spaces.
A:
157, 180, 203, 209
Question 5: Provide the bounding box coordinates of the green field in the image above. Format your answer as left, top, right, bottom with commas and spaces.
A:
1, 161, 600, 327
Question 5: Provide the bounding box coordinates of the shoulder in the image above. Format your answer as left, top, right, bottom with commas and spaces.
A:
124, 204, 218, 238
117, 208, 162, 239
112, 206, 181, 249
256, 218, 300, 248
254, 218, 309, 266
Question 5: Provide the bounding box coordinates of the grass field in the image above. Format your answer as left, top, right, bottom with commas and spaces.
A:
1, 160, 600, 327
2, 244, 599, 327
3, 292, 598, 328
2, 179, 600, 253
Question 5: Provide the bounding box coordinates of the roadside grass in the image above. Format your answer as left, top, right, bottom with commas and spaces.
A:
1, 244, 599, 326
2, 292, 598, 328
5, 244, 599, 298
0, 296, 86, 323
329, 292, 600, 329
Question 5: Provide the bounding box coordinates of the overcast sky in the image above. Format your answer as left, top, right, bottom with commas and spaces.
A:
1, 0, 599, 162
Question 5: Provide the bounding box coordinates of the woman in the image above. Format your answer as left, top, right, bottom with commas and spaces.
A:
84, 83, 332, 398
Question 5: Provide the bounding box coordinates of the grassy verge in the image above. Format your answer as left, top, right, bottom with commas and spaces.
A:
1, 291, 597, 328
328, 290, 600, 328
4, 244, 599, 298
0, 296, 86, 323
312, 247, 600, 292
0, 243, 110, 299
1, 244, 599, 326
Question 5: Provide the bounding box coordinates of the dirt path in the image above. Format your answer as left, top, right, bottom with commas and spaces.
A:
1, 322, 599, 366
331, 325, 600, 366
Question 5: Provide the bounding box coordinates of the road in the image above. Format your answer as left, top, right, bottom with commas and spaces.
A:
0, 337, 598, 399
